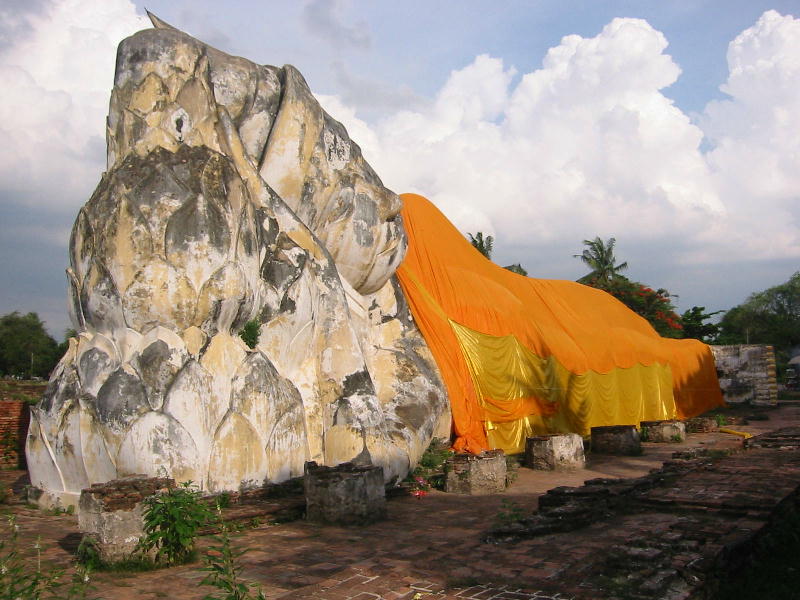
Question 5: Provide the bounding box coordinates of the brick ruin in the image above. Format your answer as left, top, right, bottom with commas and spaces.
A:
711, 344, 778, 406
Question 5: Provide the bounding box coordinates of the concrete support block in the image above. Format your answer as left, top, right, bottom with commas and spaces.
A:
524, 434, 585, 470
640, 420, 686, 443
78, 475, 174, 563
591, 425, 641, 456
304, 462, 386, 525
445, 449, 506, 495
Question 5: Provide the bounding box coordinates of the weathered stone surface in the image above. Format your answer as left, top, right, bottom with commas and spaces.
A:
78, 475, 174, 563
591, 425, 641, 455
685, 416, 719, 433
524, 434, 585, 470
711, 344, 778, 406
27, 14, 448, 509
445, 450, 506, 495
304, 461, 386, 525
640, 420, 686, 443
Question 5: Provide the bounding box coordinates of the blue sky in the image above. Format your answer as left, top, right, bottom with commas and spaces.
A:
1, 0, 799, 337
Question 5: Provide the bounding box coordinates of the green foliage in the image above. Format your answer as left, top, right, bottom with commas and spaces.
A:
139, 481, 214, 566
640, 426, 649, 442
0, 430, 19, 467
0, 312, 63, 379
605, 280, 684, 338
493, 499, 525, 527
680, 306, 723, 342
201, 513, 266, 600
503, 263, 528, 276
238, 320, 260, 350
0, 514, 94, 599
714, 414, 728, 427
467, 232, 493, 259
573, 238, 683, 337
574, 237, 628, 289
717, 272, 800, 379
408, 439, 453, 490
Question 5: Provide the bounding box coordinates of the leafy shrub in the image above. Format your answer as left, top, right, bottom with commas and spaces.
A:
238, 320, 260, 350
201, 513, 266, 600
0, 514, 93, 599
407, 439, 453, 490
138, 481, 214, 566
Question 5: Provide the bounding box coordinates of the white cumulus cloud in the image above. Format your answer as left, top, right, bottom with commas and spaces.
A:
700, 10, 800, 261
0, 0, 148, 209
322, 13, 800, 285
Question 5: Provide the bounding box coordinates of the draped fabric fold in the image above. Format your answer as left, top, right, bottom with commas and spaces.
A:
396, 193, 723, 454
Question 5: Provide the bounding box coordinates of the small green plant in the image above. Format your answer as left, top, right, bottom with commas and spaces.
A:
138, 481, 214, 566
407, 439, 453, 490
201, 511, 266, 600
76, 536, 103, 571
639, 426, 649, 442
0, 514, 94, 599
0, 429, 19, 466
215, 492, 232, 509
238, 320, 260, 350
671, 433, 684, 443
493, 498, 526, 527
714, 414, 728, 427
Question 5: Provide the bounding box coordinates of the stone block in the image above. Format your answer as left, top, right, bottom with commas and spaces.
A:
445, 449, 506, 495
591, 425, 641, 455
304, 462, 386, 525
640, 420, 686, 443
685, 417, 719, 433
524, 434, 585, 470
78, 475, 174, 563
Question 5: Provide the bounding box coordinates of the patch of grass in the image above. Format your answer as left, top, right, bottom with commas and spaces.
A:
493, 498, 526, 528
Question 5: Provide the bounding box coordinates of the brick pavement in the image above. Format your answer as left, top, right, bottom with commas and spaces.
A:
1, 404, 799, 599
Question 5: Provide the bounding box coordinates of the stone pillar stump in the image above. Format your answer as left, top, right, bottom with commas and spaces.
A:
591, 425, 641, 455
304, 462, 386, 525
445, 449, 506, 495
686, 417, 719, 433
641, 420, 686, 443
78, 475, 174, 563
524, 433, 585, 470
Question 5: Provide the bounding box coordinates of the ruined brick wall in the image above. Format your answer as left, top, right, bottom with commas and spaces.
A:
710, 345, 778, 406
0, 401, 30, 468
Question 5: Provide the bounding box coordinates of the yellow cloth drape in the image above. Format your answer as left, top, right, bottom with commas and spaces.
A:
396, 193, 724, 454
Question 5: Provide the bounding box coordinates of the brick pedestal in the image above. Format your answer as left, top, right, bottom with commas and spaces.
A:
640, 420, 686, 443
591, 425, 641, 455
0, 400, 29, 469
445, 449, 506, 495
78, 475, 174, 563
524, 434, 585, 470
304, 462, 386, 525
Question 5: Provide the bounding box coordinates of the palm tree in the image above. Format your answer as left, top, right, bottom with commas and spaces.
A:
574, 236, 628, 289
467, 232, 493, 259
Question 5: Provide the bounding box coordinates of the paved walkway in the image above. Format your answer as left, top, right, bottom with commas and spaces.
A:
2, 404, 799, 599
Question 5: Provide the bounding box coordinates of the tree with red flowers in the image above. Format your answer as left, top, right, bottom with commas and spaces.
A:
574, 239, 683, 338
